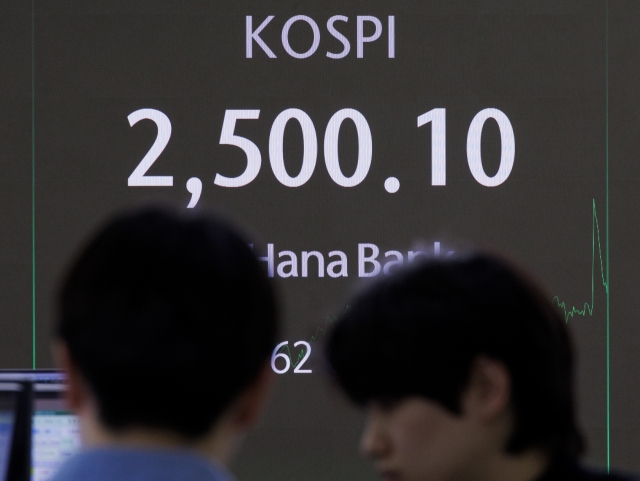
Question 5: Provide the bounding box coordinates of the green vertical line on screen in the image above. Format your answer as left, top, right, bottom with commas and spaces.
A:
605, 0, 611, 471
551, 200, 607, 322
31, 0, 36, 369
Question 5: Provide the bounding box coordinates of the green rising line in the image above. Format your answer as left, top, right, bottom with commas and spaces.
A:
286, 203, 607, 367
279, 307, 348, 369
552, 199, 608, 323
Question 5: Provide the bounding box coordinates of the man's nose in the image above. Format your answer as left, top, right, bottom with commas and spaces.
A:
360, 412, 390, 459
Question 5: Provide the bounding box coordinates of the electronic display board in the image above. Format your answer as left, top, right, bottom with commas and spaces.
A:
2, 1, 640, 479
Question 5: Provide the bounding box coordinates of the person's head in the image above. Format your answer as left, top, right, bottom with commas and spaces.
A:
326, 253, 583, 481
55, 207, 278, 462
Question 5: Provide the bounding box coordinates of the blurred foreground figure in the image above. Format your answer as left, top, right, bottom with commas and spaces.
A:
326, 253, 635, 481
52, 208, 277, 481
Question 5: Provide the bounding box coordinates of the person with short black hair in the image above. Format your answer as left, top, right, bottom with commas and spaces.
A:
326, 253, 635, 481
52, 208, 278, 481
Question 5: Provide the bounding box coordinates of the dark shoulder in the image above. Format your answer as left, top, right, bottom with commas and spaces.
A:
539, 459, 638, 481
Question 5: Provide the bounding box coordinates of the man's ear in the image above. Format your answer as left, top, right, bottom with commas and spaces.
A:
461, 355, 511, 423
51, 341, 88, 413
231, 361, 276, 430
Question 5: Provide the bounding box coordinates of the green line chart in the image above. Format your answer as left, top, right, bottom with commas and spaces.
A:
284, 197, 607, 370
552, 199, 608, 323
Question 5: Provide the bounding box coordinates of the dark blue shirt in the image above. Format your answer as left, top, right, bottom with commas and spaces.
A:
50, 448, 234, 481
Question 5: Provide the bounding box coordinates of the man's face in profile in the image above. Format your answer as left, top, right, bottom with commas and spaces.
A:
360, 397, 486, 481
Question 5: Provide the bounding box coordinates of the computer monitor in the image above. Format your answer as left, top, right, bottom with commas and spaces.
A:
0, 380, 33, 481
0, 372, 80, 481
0, 384, 19, 479
31, 383, 80, 481
0, 383, 22, 481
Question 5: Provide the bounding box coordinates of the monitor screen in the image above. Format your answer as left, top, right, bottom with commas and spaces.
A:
3, 2, 640, 477
31, 385, 80, 481
0, 372, 81, 481
0, 383, 20, 481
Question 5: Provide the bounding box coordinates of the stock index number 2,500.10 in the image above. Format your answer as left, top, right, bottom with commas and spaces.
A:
126, 107, 515, 207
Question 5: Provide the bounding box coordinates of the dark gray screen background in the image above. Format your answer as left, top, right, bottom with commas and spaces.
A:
2, 0, 640, 478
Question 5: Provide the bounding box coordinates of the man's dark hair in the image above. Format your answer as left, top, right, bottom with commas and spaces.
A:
57, 207, 277, 439
326, 253, 583, 459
